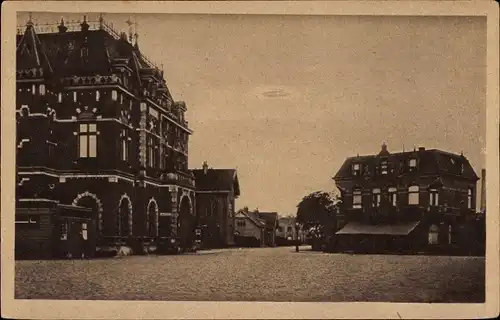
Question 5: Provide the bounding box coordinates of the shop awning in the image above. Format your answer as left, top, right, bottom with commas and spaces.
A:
335, 221, 420, 236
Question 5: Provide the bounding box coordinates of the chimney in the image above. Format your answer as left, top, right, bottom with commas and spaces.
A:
480, 168, 486, 212
202, 161, 208, 174
58, 18, 68, 33
80, 15, 90, 32
418, 147, 425, 152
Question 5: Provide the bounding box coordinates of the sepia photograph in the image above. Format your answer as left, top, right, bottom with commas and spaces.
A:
2, 1, 499, 319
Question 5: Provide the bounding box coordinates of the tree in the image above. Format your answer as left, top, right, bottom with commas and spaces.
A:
296, 191, 340, 229
296, 191, 341, 251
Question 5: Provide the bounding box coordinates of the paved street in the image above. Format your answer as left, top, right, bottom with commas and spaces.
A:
15, 246, 484, 302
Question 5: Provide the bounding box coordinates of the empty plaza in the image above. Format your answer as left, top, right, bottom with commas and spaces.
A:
15, 246, 484, 303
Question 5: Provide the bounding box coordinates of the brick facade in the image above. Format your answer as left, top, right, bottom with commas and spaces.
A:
15, 16, 196, 255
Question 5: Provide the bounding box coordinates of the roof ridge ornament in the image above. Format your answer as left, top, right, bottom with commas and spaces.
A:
27, 12, 34, 27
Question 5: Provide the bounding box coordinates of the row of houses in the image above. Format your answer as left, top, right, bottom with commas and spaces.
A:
14, 15, 245, 259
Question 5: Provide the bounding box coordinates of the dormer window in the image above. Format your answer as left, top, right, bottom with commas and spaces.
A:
352, 163, 361, 176
409, 158, 417, 171
381, 160, 388, 175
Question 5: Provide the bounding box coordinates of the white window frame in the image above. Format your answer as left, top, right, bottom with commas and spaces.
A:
82, 223, 88, 240
429, 189, 439, 206
409, 158, 417, 169
352, 163, 361, 176
467, 188, 473, 209
388, 187, 397, 206
408, 185, 419, 205
381, 161, 388, 175
78, 123, 98, 158
352, 189, 362, 209
372, 188, 381, 207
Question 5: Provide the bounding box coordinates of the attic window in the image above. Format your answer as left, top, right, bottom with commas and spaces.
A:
352, 163, 361, 176
409, 158, 417, 170
381, 160, 388, 175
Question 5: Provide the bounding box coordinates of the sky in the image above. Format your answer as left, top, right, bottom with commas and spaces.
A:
18, 13, 487, 215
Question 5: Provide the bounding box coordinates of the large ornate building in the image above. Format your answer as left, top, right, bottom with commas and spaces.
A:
15, 15, 196, 257
332, 144, 480, 254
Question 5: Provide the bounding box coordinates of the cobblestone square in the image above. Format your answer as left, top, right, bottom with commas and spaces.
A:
15, 246, 485, 302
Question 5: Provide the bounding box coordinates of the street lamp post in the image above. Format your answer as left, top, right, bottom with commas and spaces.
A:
295, 222, 300, 252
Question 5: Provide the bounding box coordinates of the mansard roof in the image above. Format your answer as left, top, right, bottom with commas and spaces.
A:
192, 168, 240, 197
16, 17, 171, 97
333, 147, 479, 181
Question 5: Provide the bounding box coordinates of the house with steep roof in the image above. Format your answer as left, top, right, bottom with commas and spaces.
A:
234, 209, 265, 247
255, 211, 279, 246
191, 161, 240, 248
15, 14, 196, 258
332, 143, 479, 254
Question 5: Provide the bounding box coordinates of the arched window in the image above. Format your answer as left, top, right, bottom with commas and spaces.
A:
352, 188, 362, 209
372, 188, 381, 207
408, 185, 419, 205
388, 187, 397, 206
429, 188, 439, 206
428, 224, 439, 245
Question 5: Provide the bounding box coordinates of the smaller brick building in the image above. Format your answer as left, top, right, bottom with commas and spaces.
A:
16, 199, 95, 259
332, 144, 480, 255
192, 162, 240, 248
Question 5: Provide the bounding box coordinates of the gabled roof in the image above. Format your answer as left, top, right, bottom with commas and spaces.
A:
191, 168, 240, 196
333, 146, 479, 181
255, 211, 278, 229
236, 211, 265, 228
